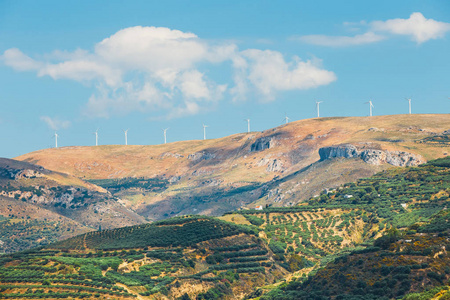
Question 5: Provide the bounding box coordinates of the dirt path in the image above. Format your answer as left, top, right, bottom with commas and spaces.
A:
82, 233, 88, 250
116, 283, 146, 300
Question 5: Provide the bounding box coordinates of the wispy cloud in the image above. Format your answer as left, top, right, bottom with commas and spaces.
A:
40, 116, 71, 130
297, 13, 450, 47
297, 32, 384, 47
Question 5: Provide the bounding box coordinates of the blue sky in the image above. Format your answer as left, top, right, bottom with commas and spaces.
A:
0, 0, 449, 158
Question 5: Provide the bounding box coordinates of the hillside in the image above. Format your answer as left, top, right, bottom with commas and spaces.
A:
0, 157, 449, 299
15, 114, 450, 221
0, 216, 288, 300
0, 158, 145, 253
258, 211, 450, 300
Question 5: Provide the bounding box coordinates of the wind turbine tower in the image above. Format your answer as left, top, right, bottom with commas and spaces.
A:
284, 113, 290, 124
316, 101, 323, 118
54, 132, 58, 148
365, 100, 374, 117
203, 124, 208, 140
244, 119, 250, 133
94, 129, 99, 146
123, 129, 129, 145
163, 128, 169, 144
406, 98, 412, 114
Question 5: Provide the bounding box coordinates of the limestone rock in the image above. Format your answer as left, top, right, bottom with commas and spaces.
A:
266, 159, 283, 172
319, 144, 425, 167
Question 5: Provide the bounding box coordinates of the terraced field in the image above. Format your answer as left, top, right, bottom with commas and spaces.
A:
0, 217, 286, 299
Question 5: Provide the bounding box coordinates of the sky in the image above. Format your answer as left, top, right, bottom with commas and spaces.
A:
0, 0, 449, 158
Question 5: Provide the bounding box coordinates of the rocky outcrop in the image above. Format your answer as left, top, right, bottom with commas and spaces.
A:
250, 137, 275, 152
0, 167, 44, 180
257, 157, 285, 172
318, 144, 359, 159
319, 144, 425, 166
188, 151, 216, 161
266, 159, 283, 172
160, 152, 184, 159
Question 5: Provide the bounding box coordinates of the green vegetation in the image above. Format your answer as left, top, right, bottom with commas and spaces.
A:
88, 177, 168, 192
52, 215, 258, 250
0, 218, 78, 254
0, 216, 278, 299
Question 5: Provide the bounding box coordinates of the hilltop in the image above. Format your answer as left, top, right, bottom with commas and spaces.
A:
15, 114, 450, 221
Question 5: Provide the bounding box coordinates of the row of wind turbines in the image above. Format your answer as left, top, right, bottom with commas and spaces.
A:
50, 97, 425, 148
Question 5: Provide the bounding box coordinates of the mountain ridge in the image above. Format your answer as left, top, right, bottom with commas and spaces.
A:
13, 114, 449, 221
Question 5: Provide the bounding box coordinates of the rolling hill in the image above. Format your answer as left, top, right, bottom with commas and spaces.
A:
15, 114, 450, 221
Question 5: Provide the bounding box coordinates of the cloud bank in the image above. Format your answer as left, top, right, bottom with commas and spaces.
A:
1, 26, 336, 118
299, 12, 450, 47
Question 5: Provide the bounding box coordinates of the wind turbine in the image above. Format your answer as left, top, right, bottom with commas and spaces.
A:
93, 128, 99, 146
405, 98, 412, 114
202, 124, 208, 140
53, 132, 58, 148
123, 129, 129, 145
316, 101, 323, 118
365, 100, 374, 117
283, 113, 290, 124
162, 128, 169, 144
244, 119, 250, 133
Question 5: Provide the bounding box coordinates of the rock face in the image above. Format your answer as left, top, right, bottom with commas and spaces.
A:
250, 137, 275, 152
319, 144, 425, 167
318, 144, 359, 159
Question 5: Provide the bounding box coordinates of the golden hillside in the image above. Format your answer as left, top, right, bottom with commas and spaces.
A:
15, 114, 450, 220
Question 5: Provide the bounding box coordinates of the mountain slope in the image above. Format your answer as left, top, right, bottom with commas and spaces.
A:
0, 158, 146, 253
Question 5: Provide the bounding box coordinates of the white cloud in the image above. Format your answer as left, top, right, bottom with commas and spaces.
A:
38, 60, 122, 86
298, 32, 385, 47
371, 12, 450, 43
236, 50, 337, 100
40, 116, 71, 130
2, 26, 336, 117
1, 48, 42, 71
